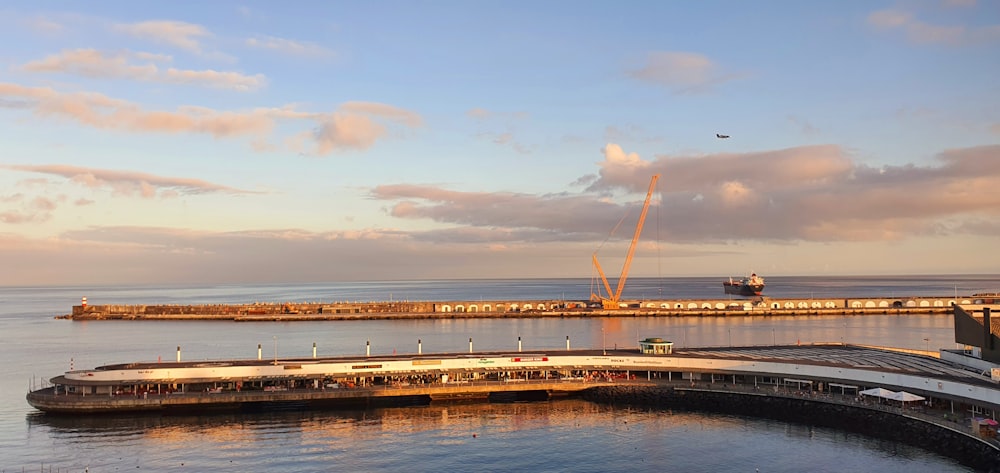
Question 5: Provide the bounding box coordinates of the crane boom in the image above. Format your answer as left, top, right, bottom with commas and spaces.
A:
591, 174, 660, 309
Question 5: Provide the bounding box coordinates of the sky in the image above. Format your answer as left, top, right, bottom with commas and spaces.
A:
1, 1, 999, 286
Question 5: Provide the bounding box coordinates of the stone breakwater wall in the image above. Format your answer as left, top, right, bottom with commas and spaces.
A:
581, 385, 1000, 472
61, 301, 952, 320
64, 301, 441, 320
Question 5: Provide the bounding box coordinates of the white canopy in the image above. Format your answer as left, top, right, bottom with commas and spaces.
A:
859, 387, 896, 399
889, 391, 925, 402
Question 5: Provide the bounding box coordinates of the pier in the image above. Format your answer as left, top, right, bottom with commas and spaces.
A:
58, 295, 977, 321
28, 342, 1000, 469
28, 344, 1000, 416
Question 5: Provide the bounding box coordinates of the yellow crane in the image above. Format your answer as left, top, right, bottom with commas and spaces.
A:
591, 174, 660, 309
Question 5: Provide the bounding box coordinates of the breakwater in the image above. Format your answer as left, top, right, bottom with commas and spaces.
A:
582, 385, 1000, 471
59, 295, 966, 320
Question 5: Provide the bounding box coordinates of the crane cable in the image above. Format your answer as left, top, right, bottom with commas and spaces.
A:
656, 194, 663, 298
591, 207, 631, 299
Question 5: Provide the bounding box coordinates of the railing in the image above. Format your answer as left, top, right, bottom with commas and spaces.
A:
674, 381, 1000, 449
26, 377, 1000, 449
30, 376, 609, 400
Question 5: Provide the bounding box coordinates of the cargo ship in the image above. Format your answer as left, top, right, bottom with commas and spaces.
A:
723, 273, 765, 296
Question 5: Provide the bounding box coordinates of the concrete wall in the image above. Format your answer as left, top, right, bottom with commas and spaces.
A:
582, 385, 998, 472
954, 305, 1000, 364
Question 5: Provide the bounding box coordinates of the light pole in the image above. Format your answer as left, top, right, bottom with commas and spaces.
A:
272, 336, 277, 365
924, 337, 930, 352
602, 327, 606, 355
728, 329, 732, 347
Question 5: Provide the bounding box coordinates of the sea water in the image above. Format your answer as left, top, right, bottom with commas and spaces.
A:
3, 275, 998, 472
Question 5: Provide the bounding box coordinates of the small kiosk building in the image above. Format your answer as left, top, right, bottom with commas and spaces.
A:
638, 337, 673, 355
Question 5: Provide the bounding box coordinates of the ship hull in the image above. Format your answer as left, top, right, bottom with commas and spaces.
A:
723, 282, 764, 296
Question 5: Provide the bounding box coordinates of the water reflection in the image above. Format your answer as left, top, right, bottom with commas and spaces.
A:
25, 400, 963, 473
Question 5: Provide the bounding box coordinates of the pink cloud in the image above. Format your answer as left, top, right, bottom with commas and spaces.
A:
0, 194, 56, 224
245, 36, 333, 57
115, 20, 210, 53
0, 83, 420, 153
467, 107, 531, 153
627, 51, 747, 93
314, 114, 386, 153
868, 8, 1000, 45
20, 49, 266, 91
372, 143, 1000, 244
312, 102, 423, 154
4, 164, 256, 198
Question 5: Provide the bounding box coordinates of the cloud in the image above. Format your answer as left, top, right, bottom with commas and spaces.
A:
339, 102, 423, 127
589, 144, 657, 191
21, 49, 159, 78
312, 102, 423, 154
20, 49, 266, 91
465, 108, 528, 122
162, 67, 265, 91
868, 9, 912, 29
0, 83, 420, 153
23, 17, 64, 34
867, 8, 1000, 45
475, 132, 531, 154
373, 184, 617, 239
466, 107, 531, 153
466, 108, 492, 120
115, 20, 210, 53
4, 141, 999, 284
3, 164, 257, 198
604, 124, 663, 144
3, 220, 995, 285
370, 143, 1000, 246
0, 194, 58, 224
591, 143, 1000, 242
0, 98, 34, 109
627, 51, 745, 93
787, 115, 820, 135
0, 225, 596, 285
312, 114, 386, 153
0, 82, 271, 136
245, 36, 333, 57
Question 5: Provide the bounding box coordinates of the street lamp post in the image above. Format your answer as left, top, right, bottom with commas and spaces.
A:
602, 327, 606, 355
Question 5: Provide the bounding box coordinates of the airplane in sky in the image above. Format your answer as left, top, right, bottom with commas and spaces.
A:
716, 133, 730, 139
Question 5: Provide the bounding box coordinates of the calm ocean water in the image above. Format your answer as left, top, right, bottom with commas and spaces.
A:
3, 275, 998, 472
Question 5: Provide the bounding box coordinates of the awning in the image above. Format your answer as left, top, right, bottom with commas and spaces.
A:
828, 383, 858, 389
859, 387, 896, 399
783, 378, 813, 384
890, 391, 925, 402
